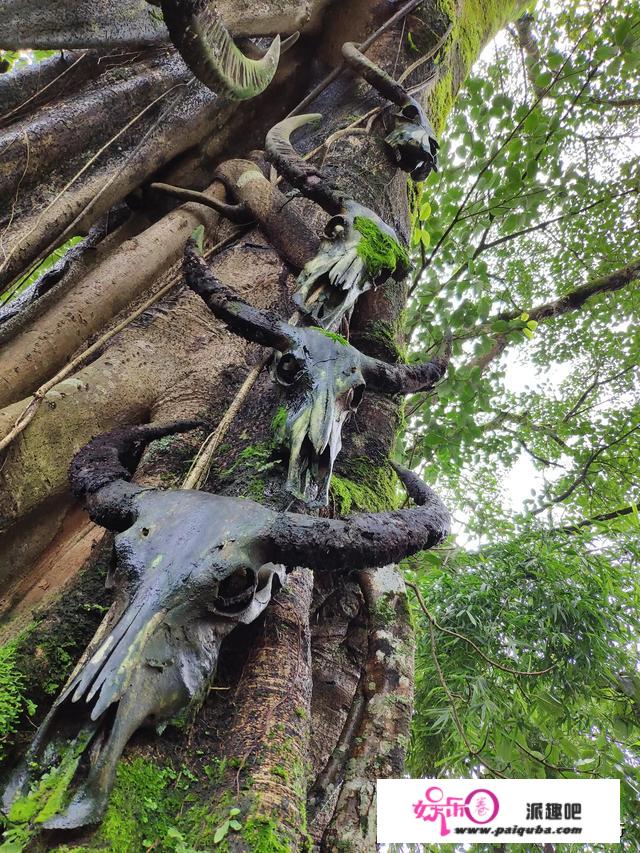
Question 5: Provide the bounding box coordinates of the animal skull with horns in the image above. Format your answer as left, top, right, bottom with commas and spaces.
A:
341, 42, 440, 181
184, 240, 450, 507
3, 421, 449, 829
265, 114, 411, 331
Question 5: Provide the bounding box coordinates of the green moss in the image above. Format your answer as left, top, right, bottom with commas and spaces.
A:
331, 458, 400, 515
241, 815, 292, 853
0, 641, 32, 764
270, 765, 288, 782
270, 406, 288, 443
414, 0, 529, 134
427, 68, 454, 136
1, 730, 96, 850
353, 217, 409, 277
95, 757, 179, 852
364, 319, 408, 363
218, 442, 275, 500
310, 327, 349, 347
374, 592, 397, 626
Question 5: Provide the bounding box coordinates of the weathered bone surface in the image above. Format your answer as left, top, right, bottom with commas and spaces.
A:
265, 115, 411, 330
2, 419, 448, 829
342, 42, 440, 180
184, 241, 449, 505
295, 198, 410, 331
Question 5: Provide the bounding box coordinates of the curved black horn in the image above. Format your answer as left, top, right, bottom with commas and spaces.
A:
150, 183, 252, 224
360, 335, 451, 395
161, 0, 283, 100
342, 42, 410, 109
183, 240, 296, 350
266, 462, 450, 571
264, 114, 343, 215
70, 420, 201, 530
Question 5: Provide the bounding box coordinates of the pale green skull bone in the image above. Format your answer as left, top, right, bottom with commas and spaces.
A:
294, 199, 404, 331
269, 326, 366, 507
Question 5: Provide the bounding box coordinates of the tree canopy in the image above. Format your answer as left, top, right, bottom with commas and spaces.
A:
404, 0, 640, 849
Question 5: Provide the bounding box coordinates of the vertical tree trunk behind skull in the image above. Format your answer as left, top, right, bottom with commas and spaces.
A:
0, 0, 528, 849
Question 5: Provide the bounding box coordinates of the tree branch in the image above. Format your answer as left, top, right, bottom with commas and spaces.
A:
555, 504, 637, 534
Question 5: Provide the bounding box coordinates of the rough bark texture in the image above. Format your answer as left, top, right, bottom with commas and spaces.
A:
0, 0, 528, 849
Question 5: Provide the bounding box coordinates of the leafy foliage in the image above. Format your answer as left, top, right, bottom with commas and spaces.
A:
403, 2, 640, 850
0, 643, 35, 765
405, 0, 640, 534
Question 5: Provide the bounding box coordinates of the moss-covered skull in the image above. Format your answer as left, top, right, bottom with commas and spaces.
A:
2, 422, 450, 831
294, 199, 410, 331
184, 242, 450, 507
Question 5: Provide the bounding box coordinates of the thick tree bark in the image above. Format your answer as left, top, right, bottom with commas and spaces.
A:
0, 0, 528, 849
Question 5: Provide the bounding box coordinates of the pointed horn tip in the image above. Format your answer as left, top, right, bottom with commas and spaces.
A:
281, 31, 300, 53
269, 113, 323, 140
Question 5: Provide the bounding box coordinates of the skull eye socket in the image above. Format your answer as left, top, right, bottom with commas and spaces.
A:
401, 103, 421, 122
346, 383, 365, 411
324, 215, 347, 240
276, 353, 302, 386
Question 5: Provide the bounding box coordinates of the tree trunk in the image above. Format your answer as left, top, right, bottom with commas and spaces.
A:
0, 1, 528, 849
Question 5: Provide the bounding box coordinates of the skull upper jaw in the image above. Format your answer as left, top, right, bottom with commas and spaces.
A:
284, 404, 346, 508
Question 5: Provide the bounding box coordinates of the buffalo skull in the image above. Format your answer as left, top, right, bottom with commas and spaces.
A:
341, 42, 439, 180
184, 241, 449, 506
3, 421, 449, 830
265, 114, 410, 330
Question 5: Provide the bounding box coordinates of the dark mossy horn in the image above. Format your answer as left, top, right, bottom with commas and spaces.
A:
264, 114, 344, 215
341, 42, 410, 108
266, 461, 450, 571
360, 335, 451, 395
183, 240, 296, 351
69, 420, 201, 530
161, 0, 285, 100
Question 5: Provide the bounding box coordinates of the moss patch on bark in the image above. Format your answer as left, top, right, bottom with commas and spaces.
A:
330, 457, 400, 515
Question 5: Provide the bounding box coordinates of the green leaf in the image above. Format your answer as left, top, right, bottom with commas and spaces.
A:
213, 822, 229, 844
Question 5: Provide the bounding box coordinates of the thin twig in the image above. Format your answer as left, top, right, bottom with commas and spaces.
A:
406, 581, 555, 676
428, 619, 506, 777
0, 51, 88, 125
181, 355, 269, 490
182, 305, 299, 489
287, 0, 434, 117
0, 80, 190, 283
0, 130, 30, 264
